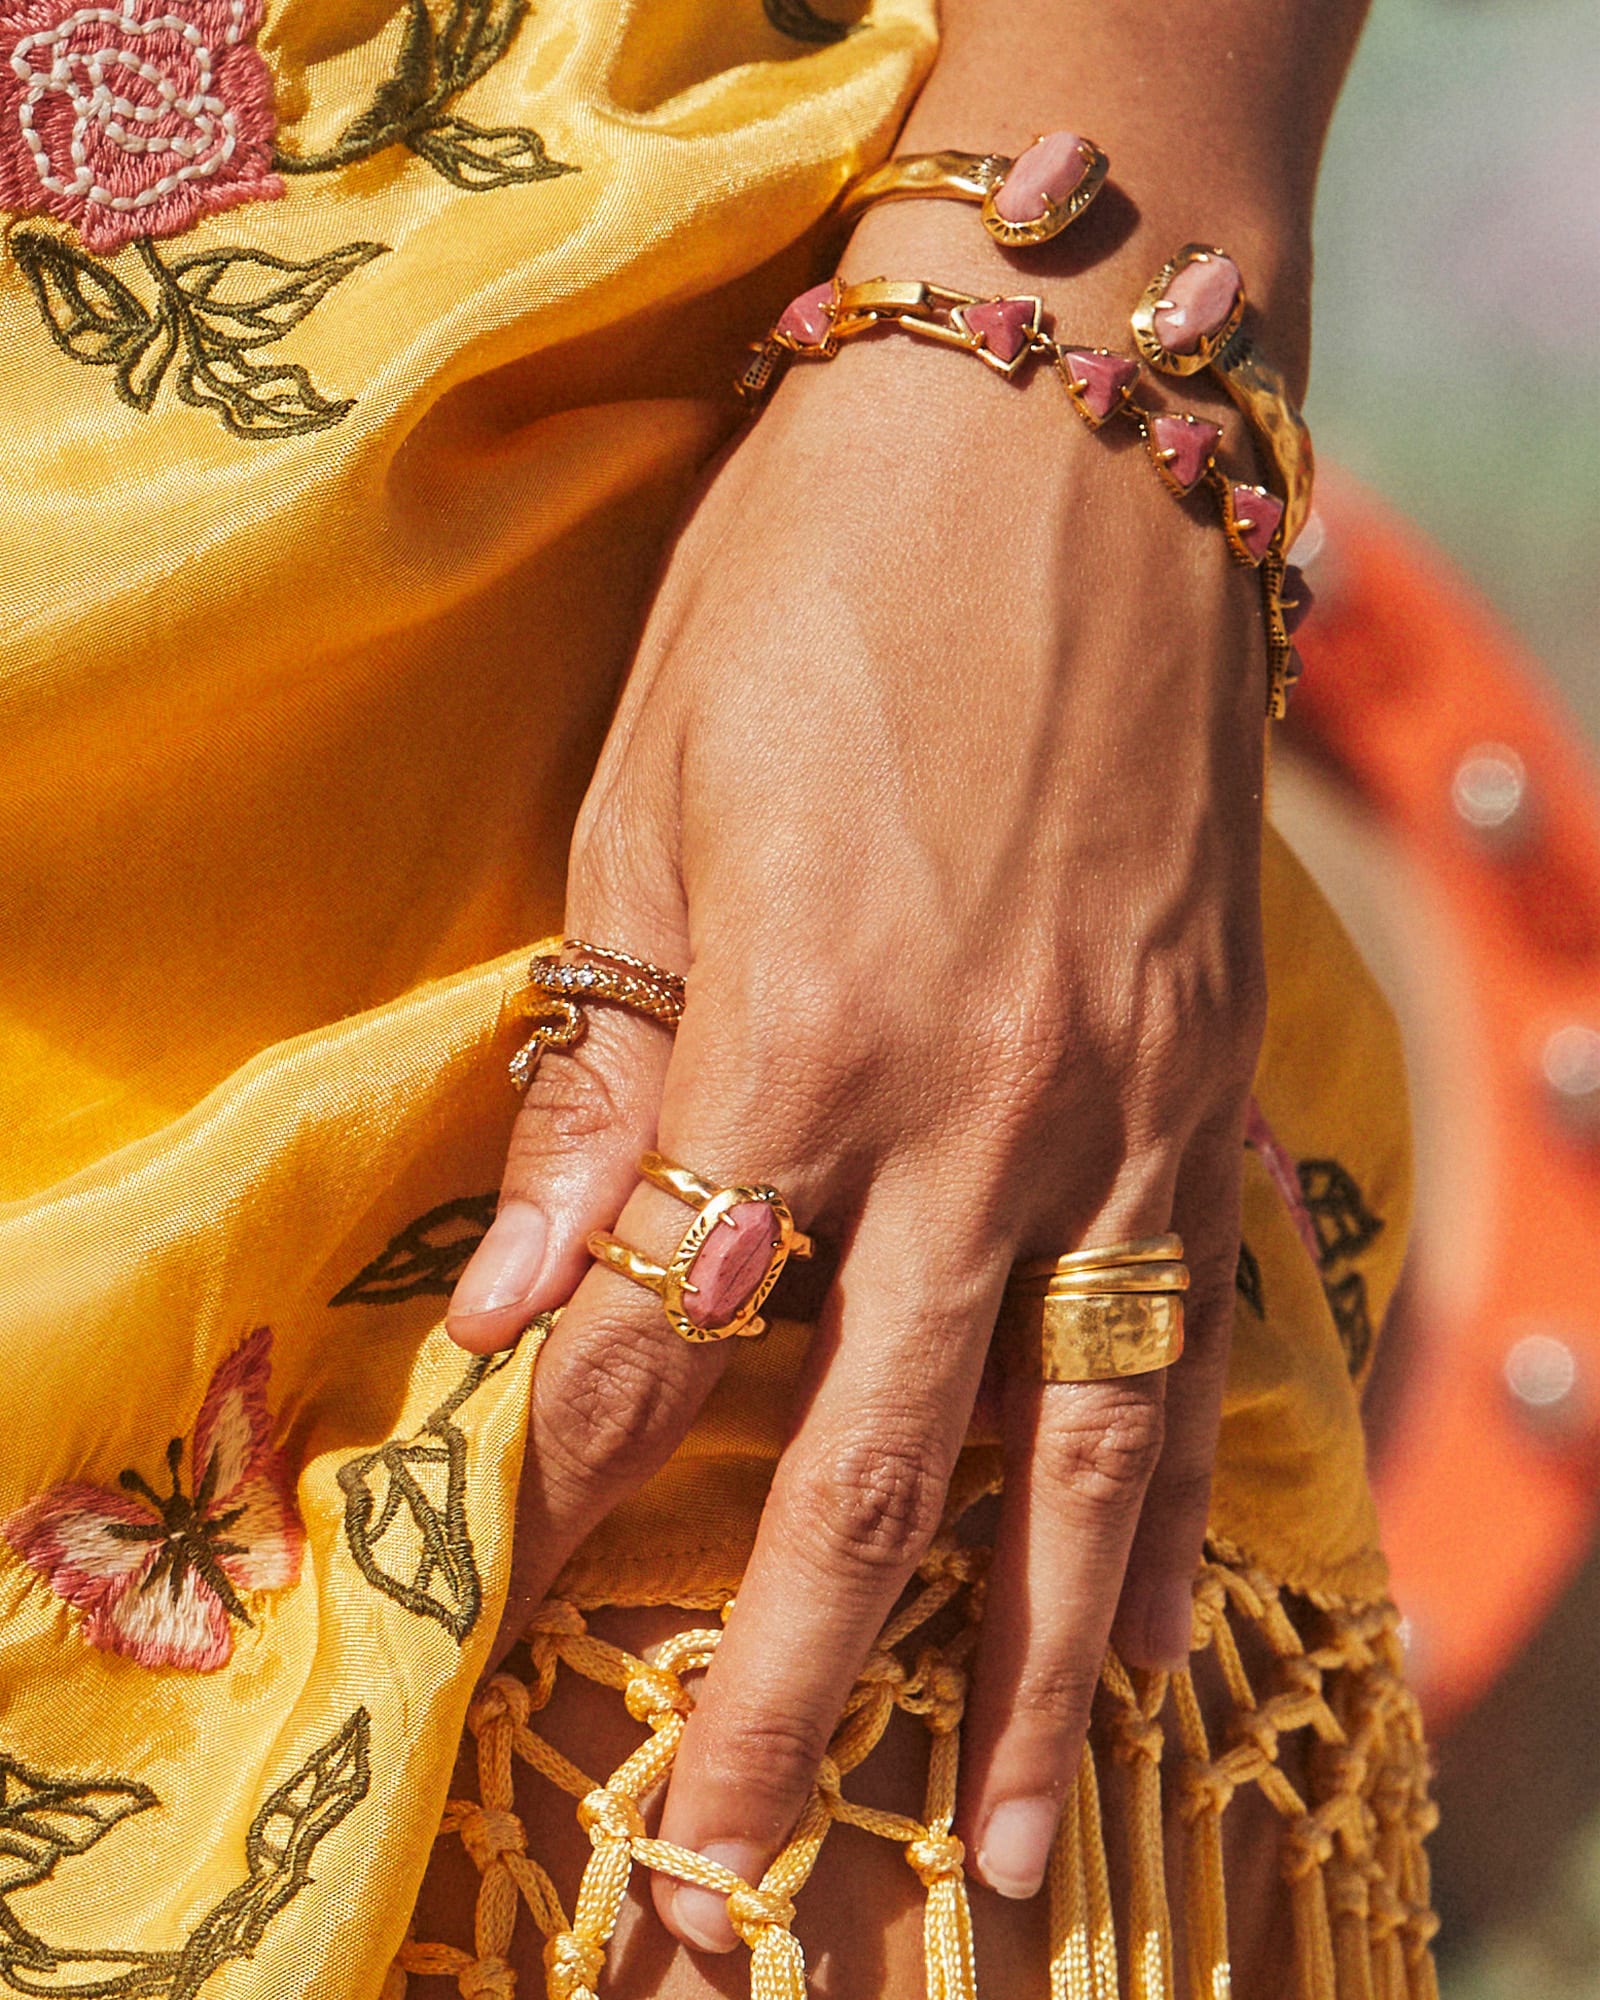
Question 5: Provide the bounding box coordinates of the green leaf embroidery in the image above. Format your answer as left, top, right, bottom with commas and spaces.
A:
275, 0, 576, 189
329, 1194, 499, 1308
409, 113, 573, 189
337, 1356, 514, 1642
15, 232, 386, 440
0, 1712, 370, 1998
12, 232, 167, 412
763, 0, 859, 45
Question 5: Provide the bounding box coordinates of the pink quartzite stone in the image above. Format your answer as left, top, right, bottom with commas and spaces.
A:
1061, 349, 1139, 419
992, 130, 1088, 224
776, 282, 836, 346
1281, 564, 1314, 634
684, 1202, 781, 1329
1153, 254, 1242, 354
1149, 413, 1221, 492
963, 297, 1037, 364
1230, 485, 1285, 564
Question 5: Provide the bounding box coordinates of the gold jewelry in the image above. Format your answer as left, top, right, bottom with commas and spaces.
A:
1132, 245, 1314, 714
1014, 1234, 1184, 1278
737, 268, 1310, 718
835, 133, 1110, 248
509, 939, 685, 1092
998, 1235, 1188, 1380
997, 1291, 1185, 1381
587, 1150, 813, 1343
1032, 1262, 1189, 1295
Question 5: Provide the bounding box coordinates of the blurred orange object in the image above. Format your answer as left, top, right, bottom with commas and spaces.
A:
1289, 472, 1600, 1731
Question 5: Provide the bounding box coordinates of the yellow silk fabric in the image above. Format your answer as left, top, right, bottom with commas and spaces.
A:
0, 3, 1406, 1994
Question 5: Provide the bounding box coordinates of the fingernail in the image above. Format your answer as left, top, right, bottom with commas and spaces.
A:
448, 1201, 547, 1318
668, 1839, 765, 1954
976, 1797, 1059, 1900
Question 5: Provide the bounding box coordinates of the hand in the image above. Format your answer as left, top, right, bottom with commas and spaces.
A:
445, 310, 1267, 1948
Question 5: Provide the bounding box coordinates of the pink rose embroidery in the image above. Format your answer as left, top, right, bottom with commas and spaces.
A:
3, 1327, 305, 1671
0, 0, 282, 256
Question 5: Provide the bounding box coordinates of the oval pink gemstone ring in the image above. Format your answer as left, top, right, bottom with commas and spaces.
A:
587, 1151, 813, 1343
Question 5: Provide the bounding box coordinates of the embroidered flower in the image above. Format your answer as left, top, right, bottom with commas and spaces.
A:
3, 1327, 303, 1671
0, 0, 283, 257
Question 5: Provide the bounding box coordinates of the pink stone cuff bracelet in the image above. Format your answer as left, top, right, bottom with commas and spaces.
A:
834, 130, 1110, 248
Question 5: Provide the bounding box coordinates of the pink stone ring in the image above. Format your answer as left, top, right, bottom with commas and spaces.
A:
587, 1152, 814, 1343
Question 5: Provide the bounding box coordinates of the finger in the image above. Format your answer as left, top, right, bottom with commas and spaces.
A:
955, 1184, 1175, 1902
490, 1165, 745, 1658
958, 1375, 1166, 1899
650, 1182, 992, 1954
1110, 1118, 1245, 1670
446, 999, 675, 1353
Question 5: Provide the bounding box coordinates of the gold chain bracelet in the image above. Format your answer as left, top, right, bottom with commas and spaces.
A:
738, 268, 1309, 718
736, 127, 1314, 719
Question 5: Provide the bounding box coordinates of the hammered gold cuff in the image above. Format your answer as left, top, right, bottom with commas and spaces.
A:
997, 1291, 1185, 1382
999, 1234, 1188, 1381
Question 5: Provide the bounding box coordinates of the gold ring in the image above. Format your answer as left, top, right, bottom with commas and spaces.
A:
1012, 1234, 1184, 1281
997, 1291, 1185, 1382
998, 1234, 1187, 1380
509, 938, 685, 1091
1032, 1263, 1190, 1296
587, 1150, 813, 1343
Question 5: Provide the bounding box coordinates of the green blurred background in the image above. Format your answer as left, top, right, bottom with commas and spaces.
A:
1311, 0, 1598, 1989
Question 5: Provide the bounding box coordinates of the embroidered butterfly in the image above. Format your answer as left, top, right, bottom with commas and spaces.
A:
3, 1327, 304, 1671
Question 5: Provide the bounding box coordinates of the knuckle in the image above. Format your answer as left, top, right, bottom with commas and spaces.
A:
536, 1327, 661, 1495
1007, 1659, 1100, 1738
512, 1043, 622, 1152
1035, 1390, 1165, 1514
786, 1431, 948, 1580
697, 1703, 830, 1820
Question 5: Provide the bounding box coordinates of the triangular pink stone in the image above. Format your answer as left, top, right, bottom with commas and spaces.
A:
1230, 485, 1286, 563
1061, 348, 1138, 419
776, 281, 836, 347
963, 297, 1037, 364
1150, 413, 1221, 492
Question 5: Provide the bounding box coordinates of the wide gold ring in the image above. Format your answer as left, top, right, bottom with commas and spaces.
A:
998, 1235, 1188, 1381
586, 1151, 813, 1344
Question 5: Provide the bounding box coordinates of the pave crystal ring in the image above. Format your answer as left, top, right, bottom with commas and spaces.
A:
509, 938, 685, 1092
997, 1235, 1189, 1381
587, 1152, 813, 1343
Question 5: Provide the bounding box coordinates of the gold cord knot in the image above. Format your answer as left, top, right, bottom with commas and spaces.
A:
529, 1599, 589, 1640
898, 1648, 967, 1733
1111, 1711, 1165, 1765
468, 1674, 531, 1735
726, 1882, 798, 1944
1282, 1815, 1338, 1880
906, 1831, 966, 1885
458, 1806, 527, 1873
625, 1665, 692, 1727
576, 1787, 644, 1843
544, 1930, 605, 1998
459, 1955, 516, 2000
1178, 1761, 1237, 1820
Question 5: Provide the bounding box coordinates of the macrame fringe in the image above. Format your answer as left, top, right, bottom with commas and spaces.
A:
395, 1543, 1439, 1999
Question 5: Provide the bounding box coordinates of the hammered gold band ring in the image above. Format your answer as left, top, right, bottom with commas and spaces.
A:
509, 938, 686, 1092
587, 1151, 813, 1344
998, 1235, 1188, 1382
